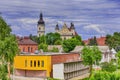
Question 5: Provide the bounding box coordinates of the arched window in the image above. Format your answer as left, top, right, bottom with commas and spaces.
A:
25, 60, 27, 67
34, 60, 36, 67
30, 60, 32, 67
23, 47, 25, 52
38, 60, 40, 67
31, 47, 33, 52
41, 60, 44, 67
28, 47, 30, 52
39, 27, 41, 30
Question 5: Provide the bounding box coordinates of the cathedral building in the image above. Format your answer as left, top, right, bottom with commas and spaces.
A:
37, 13, 78, 40
37, 13, 45, 37
55, 23, 78, 40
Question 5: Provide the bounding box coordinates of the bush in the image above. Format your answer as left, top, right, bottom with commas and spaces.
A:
83, 70, 120, 80
0, 64, 8, 80
50, 47, 59, 52
38, 43, 48, 52
62, 38, 80, 52
54, 40, 62, 45
101, 62, 117, 72
93, 71, 111, 80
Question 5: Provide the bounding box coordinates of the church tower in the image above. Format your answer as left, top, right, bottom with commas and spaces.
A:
37, 13, 45, 37
55, 23, 59, 32
70, 22, 75, 35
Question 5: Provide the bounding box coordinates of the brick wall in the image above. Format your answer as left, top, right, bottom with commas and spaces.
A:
26, 70, 46, 77
51, 53, 80, 64
15, 69, 25, 76
19, 44, 38, 53
15, 69, 46, 77
50, 53, 80, 77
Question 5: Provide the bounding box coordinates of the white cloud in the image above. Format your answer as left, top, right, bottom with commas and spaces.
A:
0, 0, 120, 39
16, 18, 38, 24
84, 24, 105, 34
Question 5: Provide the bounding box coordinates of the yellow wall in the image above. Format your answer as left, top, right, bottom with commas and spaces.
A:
14, 55, 51, 77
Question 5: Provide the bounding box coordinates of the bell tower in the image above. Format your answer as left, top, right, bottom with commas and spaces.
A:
37, 13, 45, 37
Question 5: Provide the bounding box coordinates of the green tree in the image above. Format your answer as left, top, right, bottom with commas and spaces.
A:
101, 62, 116, 72
81, 46, 102, 78
39, 35, 46, 44
29, 34, 40, 44
73, 35, 82, 42
88, 36, 97, 46
54, 40, 62, 45
105, 32, 120, 50
38, 43, 48, 52
116, 51, 120, 68
0, 16, 19, 79
0, 64, 8, 80
46, 32, 61, 45
62, 38, 80, 52
50, 47, 59, 52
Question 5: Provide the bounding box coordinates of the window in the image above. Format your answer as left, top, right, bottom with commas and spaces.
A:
39, 28, 40, 30
25, 60, 27, 67
23, 47, 25, 52
34, 60, 36, 67
31, 47, 33, 52
30, 60, 32, 67
28, 47, 30, 52
41, 60, 44, 67
38, 60, 40, 67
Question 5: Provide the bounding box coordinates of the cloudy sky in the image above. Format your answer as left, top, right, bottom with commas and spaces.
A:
0, 0, 120, 40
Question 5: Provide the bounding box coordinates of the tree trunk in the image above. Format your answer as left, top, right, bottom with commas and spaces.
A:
89, 65, 92, 78
7, 62, 10, 79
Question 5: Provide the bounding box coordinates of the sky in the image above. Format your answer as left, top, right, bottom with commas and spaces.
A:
0, 0, 120, 40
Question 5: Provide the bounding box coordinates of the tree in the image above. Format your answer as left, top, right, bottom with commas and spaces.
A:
81, 46, 102, 77
29, 34, 40, 44
101, 62, 116, 72
54, 40, 62, 45
88, 36, 97, 46
105, 32, 120, 50
49, 47, 59, 52
0, 64, 8, 80
0, 16, 19, 79
116, 51, 120, 68
38, 43, 48, 52
46, 32, 61, 45
62, 38, 80, 52
73, 35, 82, 42
39, 35, 46, 44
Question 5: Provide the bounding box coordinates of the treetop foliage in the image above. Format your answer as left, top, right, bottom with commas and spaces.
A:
105, 32, 120, 51
82, 46, 102, 65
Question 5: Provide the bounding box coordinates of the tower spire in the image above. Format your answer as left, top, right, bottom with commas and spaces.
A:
55, 23, 59, 30
40, 12, 43, 20
70, 22, 75, 29
38, 12, 44, 24
37, 12, 45, 37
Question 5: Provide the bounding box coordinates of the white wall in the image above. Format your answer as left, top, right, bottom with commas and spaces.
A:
53, 63, 64, 79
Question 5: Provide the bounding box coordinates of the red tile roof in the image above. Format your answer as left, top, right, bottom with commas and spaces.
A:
83, 36, 106, 46
17, 36, 38, 45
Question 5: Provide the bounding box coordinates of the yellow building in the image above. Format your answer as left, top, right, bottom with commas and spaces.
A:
14, 53, 86, 79
14, 55, 51, 77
